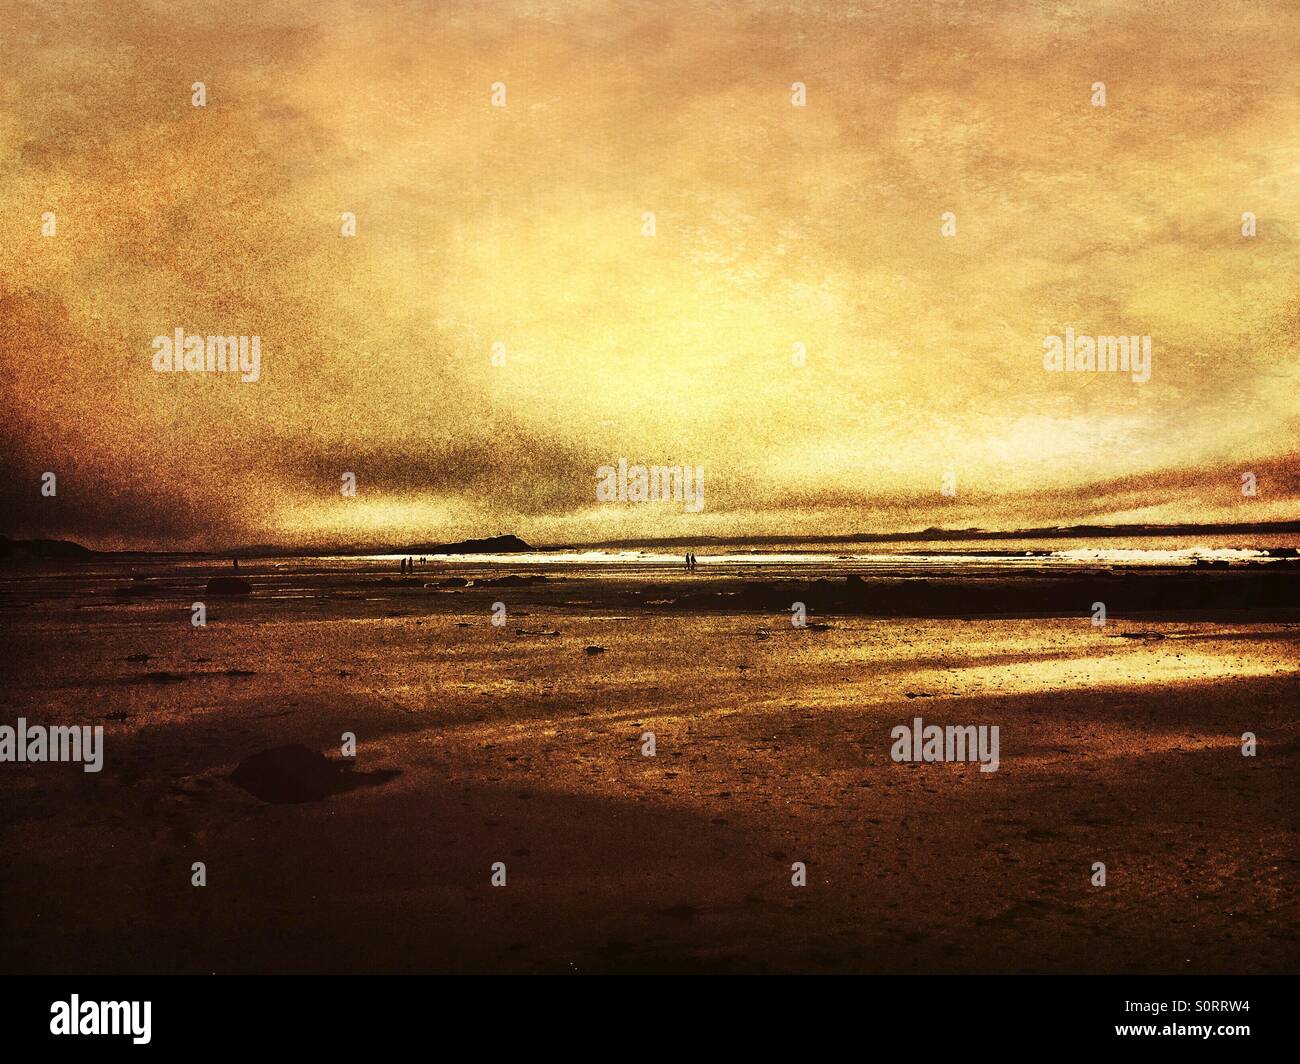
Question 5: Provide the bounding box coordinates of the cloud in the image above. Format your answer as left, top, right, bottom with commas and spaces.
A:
1, 0, 1297, 547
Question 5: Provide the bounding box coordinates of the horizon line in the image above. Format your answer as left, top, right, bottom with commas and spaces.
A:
4, 520, 1299, 558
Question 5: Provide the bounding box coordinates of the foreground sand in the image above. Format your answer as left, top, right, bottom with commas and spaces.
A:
2, 569, 1298, 973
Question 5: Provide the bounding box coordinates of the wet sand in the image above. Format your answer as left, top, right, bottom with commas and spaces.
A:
1, 563, 1298, 973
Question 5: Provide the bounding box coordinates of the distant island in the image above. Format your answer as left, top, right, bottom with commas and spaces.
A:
0, 536, 101, 562
0, 533, 535, 562
402, 534, 532, 554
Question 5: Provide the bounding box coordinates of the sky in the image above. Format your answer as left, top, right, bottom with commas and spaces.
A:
1, 0, 1297, 550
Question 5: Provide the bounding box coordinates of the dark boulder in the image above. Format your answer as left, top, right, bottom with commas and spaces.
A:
228, 744, 400, 804
113, 584, 153, 597
205, 576, 251, 595
482, 574, 548, 587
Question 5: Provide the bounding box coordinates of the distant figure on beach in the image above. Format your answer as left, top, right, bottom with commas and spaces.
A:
232, 558, 238, 571
400, 558, 407, 575
685, 552, 696, 571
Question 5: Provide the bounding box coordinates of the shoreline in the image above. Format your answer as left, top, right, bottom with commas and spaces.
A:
1, 569, 1297, 973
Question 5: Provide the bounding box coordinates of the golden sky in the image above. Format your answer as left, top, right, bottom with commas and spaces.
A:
2, 0, 1297, 549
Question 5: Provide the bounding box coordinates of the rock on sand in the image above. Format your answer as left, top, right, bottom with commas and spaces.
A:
206, 576, 252, 595
228, 744, 400, 804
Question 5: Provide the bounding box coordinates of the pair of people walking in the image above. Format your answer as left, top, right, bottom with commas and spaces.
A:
684, 552, 698, 572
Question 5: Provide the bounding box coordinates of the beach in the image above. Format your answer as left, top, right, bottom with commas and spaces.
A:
1, 549, 1298, 973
